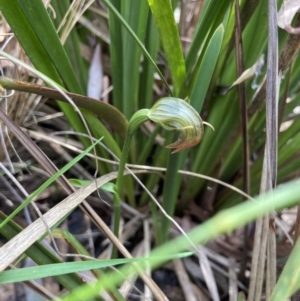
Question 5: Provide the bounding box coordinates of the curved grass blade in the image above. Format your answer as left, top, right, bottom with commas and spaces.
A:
0, 77, 128, 140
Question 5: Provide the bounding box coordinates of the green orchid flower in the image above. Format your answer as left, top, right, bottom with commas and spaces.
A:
147, 97, 206, 153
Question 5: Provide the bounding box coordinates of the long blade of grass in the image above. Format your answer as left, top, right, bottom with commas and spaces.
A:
107, 0, 123, 111
190, 24, 224, 111
121, 0, 149, 119
233, 0, 250, 282
161, 150, 187, 243
234, 0, 250, 197
0, 252, 191, 284
265, 0, 279, 297
147, 0, 186, 96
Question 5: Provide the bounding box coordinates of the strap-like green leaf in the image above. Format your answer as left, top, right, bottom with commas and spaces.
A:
190, 24, 224, 112
148, 0, 186, 96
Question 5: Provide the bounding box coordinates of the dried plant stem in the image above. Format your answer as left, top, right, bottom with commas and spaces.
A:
249, 0, 279, 297
234, 0, 250, 281
248, 12, 300, 118
265, 0, 279, 296
294, 203, 300, 243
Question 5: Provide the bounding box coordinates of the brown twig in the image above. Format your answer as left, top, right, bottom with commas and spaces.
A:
248, 13, 300, 117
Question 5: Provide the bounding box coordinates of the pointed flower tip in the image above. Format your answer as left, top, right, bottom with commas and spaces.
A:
148, 97, 207, 154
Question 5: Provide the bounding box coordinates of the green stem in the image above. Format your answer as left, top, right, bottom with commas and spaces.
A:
111, 109, 150, 258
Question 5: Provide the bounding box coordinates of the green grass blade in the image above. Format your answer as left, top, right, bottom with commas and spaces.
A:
186, 0, 231, 76
0, 259, 137, 283
148, 0, 186, 96
121, 0, 149, 119
270, 237, 300, 301
161, 151, 187, 242
190, 24, 224, 111
139, 14, 160, 109
0, 251, 191, 284
107, 0, 123, 112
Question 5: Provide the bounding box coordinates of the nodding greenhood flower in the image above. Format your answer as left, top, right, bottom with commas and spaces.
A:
147, 97, 209, 154
114, 96, 212, 247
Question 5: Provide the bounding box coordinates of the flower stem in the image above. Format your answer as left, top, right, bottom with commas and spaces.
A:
111, 109, 149, 258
